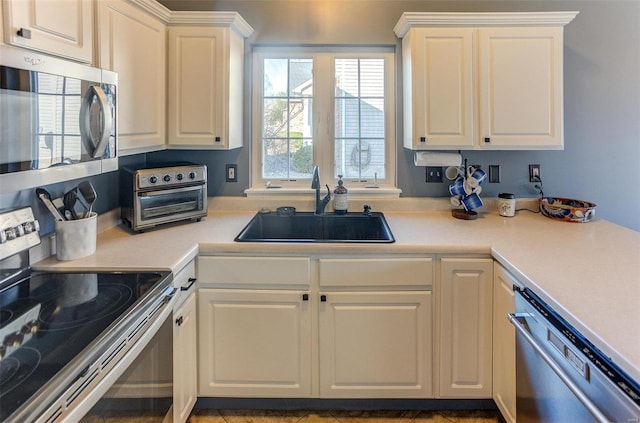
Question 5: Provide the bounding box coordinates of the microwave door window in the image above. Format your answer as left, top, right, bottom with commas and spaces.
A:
0, 89, 37, 172
0, 67, 87, 173
37, 74, 84, 167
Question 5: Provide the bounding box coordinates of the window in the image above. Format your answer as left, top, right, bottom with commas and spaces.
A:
250, 47, 396, 193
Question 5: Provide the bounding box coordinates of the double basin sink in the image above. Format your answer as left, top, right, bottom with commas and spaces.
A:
235, 210, 395, 243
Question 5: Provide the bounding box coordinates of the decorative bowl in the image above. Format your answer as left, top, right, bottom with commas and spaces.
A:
539, 197, 597, 223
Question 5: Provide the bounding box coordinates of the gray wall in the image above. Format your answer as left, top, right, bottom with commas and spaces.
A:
3, 1, 638, 232
156, 0, 640, 231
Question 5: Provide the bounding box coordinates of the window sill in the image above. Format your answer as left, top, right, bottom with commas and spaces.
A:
244, 187, 402, 198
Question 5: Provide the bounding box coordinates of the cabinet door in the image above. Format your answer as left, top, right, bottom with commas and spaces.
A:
478, 27, 564, 149
492, 263, 517, 423
97, 0, 166, 154
319, 291, 433, 398
438, 258, 493, 398
198, 289, 312, 397
404, 28, 474, 149
174, 292, 197, 423
3, 0, 93, 63
167, 26, 245, 149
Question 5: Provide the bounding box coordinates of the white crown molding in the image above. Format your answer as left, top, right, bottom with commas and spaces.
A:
393, 11, 579, 38
167, 11, 254, 37
125, 1, 254, 37
126, 0, 172, 23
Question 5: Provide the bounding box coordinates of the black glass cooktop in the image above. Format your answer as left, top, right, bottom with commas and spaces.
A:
0, 270, 170, 422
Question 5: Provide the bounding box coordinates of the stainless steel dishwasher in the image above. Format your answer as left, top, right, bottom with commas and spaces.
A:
509, 287, 640, 422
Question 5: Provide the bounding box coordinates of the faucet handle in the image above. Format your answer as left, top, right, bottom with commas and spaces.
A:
363, 204, 372, 216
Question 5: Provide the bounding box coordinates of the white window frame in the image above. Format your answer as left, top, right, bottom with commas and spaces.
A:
247, 46, 398, 197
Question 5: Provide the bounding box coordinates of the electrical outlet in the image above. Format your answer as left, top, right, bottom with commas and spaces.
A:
529, 164, 541, 182
425, 166, 443, 183
226, 164, 237, 182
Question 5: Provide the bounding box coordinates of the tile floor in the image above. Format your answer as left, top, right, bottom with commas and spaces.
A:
187, 409, 502, 423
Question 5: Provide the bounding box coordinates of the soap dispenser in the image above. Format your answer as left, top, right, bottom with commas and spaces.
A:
333, 175, 348, 215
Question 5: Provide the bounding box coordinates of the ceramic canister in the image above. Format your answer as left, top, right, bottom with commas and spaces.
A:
498, 193, 516, 217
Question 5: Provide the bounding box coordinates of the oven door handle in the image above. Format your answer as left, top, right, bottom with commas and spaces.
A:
509, 313, 610, 423
138, 184, 204, 197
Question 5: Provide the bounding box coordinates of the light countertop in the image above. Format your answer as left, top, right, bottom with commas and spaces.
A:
34, 197, 640, 384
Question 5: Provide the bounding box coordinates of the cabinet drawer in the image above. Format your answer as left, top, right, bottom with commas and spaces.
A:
319, 258, 433, 287
174, 260, 196, 307
198, 256, 311, 286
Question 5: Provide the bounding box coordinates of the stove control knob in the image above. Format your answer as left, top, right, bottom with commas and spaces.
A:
16, 225, 24, 237
149, 175, 158, 184
0, 345, 5, 360
0, 230, 6, 244
188, 171, 197, 180
176, 173, 184, 181
22, 221, 37, 234
163, 174, 171, 183
5, 228, 17, 241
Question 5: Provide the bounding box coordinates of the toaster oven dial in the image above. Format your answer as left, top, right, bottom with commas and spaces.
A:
188, 171, 196, 180
163, 175, 171, 183
149, 176, 158, 184
176, 173, 184, 181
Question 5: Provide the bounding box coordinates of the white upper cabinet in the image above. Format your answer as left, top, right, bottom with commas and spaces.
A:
167, 13, 253, 149
394, 12, 578, 150
97, 0, 168, 154
2, 0, 94, 63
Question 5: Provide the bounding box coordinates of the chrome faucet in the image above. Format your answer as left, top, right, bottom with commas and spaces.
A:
311, 166, 331, 215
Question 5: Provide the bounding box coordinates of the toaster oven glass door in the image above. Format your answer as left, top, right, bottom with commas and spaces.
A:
136, 185, 206, 225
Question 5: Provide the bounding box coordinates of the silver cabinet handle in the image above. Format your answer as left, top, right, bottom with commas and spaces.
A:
508, 313, 610, 423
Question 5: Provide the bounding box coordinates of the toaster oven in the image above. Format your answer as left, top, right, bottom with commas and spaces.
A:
120, 163, 207, 232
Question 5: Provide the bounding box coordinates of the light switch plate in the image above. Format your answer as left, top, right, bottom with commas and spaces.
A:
489, 165, 500, 183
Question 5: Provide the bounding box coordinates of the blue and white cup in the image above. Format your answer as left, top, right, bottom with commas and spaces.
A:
467, 167, 487, 188
461, 192, 484, 211
445, 166, 464, 181
449, 179, 466, 196
450, 195, 462, 207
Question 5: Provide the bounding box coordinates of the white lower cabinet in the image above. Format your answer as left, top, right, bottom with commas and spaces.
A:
437, 258, 493, 398
319, 291, 433, 398
174, 292, 197, 423
197, 288, 312, 397
492, 262, 517, 423
172, 260, 197, 422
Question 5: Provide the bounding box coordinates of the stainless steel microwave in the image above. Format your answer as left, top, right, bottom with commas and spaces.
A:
0, 45, 117, 192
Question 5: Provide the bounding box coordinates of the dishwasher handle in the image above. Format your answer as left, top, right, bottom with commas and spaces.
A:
508, 313, 610, 423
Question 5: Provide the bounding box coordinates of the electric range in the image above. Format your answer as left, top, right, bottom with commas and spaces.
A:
0, 207, 173, 422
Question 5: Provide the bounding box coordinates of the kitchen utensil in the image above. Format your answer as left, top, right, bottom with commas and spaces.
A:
77, 181, 97, 218
539, 197, 596, 223
36, 188, 65, 221
63, 189, 79, 220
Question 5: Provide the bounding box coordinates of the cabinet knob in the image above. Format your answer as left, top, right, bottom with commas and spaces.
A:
215, 136, 221, 143
420, 137, 426, 143
175, 316, 184, 326
17, 28, 32, 39
302, 293, 309, 301
484, 137, 491, 143
320, 295, 327, 302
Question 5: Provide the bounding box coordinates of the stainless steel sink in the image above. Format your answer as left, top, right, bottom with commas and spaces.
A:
234, 211, 395, 243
